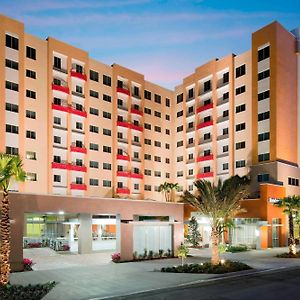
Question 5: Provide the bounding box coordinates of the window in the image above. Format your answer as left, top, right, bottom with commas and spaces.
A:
103, 94, 111, 102
90, 179, 99, 186
166, 129, 170, 135
288, 177, 299, 186
258, 69, 270, 81
258, 132, 270, 142
6, 81, 18, 92
75, 177, 83, 184
26, 130, 36, 139
223, 110, 229, 117
154, 111, 161, 118
103, 111, 111, 119
204, 166, 211, 173
26, 110, 36, 119
258, 153, 270, 162
204, 133, 211, 140
188, 88, 194, 99
257, 174, 270, 182
154, 141, 161, 147
166, 158, 170, 164
145, 169, 151, 176
145, 123, 151, 130
223, 163, 229, 170
258, 90, 270, 101
177, 171, 183, 177
90, 161, 99, 168
144, 138, 151, 145
236, 123, 246, 132
89, 125, 99, 133
236, 160, 246, 168
26, 69, 36, 79
223, 128, 228, 135
26, 46, 36, 60
177, 110, 183, 118
144, 185, 151, 191
188, 169, 193, 175
236, 104, 246, 113
26, 90, 36, 99
6, 147, 18, 155
258, 45, 270, 62
258, 111, 270, 122
90, 107, 99, 115
177, 156, 183, 162
177, 125, 183, 132
144, 154, 151, 160
5, 103, 18, 113
103, 180, 111, 187
90, 90, 99, 98
144, 107, 151, 114
154, 171, 161, 177
177, 140, 183, 147
236, 141, 246, 150
6, 34, 19, 50
103, 75, 111, 86
166, 98, 170, 107
90, 70, 99, 82
5, 59, 18, 70
144, 90, 151, 100
6, 124, 18, 134
103, 163, 111, 170
235, 64, 246, 78
134, 183, 139, 190
103, 146, 111, 153
53, 56, 61, 69
26, 151, 36, 160
53, 116, 61, 125
223, 145, 229, 153
154, 94, 161, 103
103, 128, 111, 136
235, 85, 246, 95
154, 156, 161, 162
90, 143, 99, 151
53, 136, 61, 144
165, 143, 170, 149
223, 72, 229, 84
54, 175, 61, 183
166, 114, 170, 121
154, 126, 161, 132
26, 173, 37, 181
177, 93, 183, 104
203, 80, 211, 92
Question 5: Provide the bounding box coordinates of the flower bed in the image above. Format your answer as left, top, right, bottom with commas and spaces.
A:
0, 282, 56, 300
23, 258, 34, 271
276, 252, 300, 258
161, 261, 252, 274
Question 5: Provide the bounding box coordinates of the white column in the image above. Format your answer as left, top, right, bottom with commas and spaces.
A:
116, 214, 121, 252
97, 225, 102, 240
69, 224, 75, 242
78, 213, 92, 254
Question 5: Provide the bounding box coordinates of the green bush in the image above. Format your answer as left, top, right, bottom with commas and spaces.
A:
161, 261, 251, 274
226, 244, 248, 253
0, 282, 56, 300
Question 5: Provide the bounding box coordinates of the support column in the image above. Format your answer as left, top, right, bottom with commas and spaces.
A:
116, 214, 121, 253
120, 221, 133, 261
69, 224, 75, 242
173, 222, 184, 256
78, 213, 92, 254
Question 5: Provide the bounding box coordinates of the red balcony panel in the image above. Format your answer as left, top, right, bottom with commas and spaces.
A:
197, 154, 214, 162
131, 108, 143, 116
196, 103, 213, 114
117, 171, 131, 178
197, 172, 214, 179
69, 107, 87, 118
116, 188, 130, 194
117, 87, 130, 96
51, 162, 69, 170
70, 183, 87, 190
52, 103, 69, 113
52, 84, 69, 94
130, 124, 143, 132
131, 173, 143, 179
70, 70, 87, 81
117, 121, 131, 129
70, 146, 87, 154
197, 120, 213, 130
69, 165, 87, 172
117, 154, 130, 161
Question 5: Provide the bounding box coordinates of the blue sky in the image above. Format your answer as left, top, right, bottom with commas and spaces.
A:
1, 0, 300, 89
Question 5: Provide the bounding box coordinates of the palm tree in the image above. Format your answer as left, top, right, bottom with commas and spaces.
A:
274, 195, 300, 255
169, 183, 179, 202
181, 175, 250, 265
159, 182, 171, 202
0, 154, 26, 285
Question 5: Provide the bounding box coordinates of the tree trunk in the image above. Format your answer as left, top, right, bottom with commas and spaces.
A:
211, 227, 220, 265
0, 190, 11, 285
288, 213, 296, 255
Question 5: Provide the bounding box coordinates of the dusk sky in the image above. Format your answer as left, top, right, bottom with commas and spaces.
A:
1, 0, 300, 89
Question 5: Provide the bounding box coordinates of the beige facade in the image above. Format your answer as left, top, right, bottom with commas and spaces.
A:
1, 15, 300, 201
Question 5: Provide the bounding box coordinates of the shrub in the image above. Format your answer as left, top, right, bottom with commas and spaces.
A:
159, 249, 164, 258
148, 250, 154, 259
23, 258, 34, 271
226, 244, 248, 253
111, 252, 121, 263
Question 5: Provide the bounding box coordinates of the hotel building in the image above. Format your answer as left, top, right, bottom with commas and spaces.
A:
0, 15, 300, 270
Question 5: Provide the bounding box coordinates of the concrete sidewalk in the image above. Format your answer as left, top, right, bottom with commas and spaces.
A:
10, 247, 300, 300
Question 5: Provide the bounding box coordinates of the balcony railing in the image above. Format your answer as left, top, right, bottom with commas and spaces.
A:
52, 99, 69, 113
52, 83, 69, 94
197, 120, 213, 130
130, 124, 143, 132
118, 138, 128, 144
117, 87, 130, 96
117, 121, 131, 129
69, 163, 87, 172
197, 172, 214, 179
70, 70, 87, 81
70, 103, 87, 117
217, 97, 229, 106
70, 183, 87, 190
197, 154, 214, 162
186, 158, 195, 164
117, 105, 128, 111
217, 134, 229, 141
70, 143, 87, 154
116, 171, 143, 179
199, 137, 212, 145
217, 115, 229, 124
53, 65, 68, 74
131, 107, 143, 116
116, 154, 130, 161
51, 161, 69, 170
196, 103, 213, 114
131, 157, 141, 162
72, 90, 85, 98
116, 187, 130, 194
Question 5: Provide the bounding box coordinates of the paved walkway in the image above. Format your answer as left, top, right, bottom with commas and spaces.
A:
11, 247, 300, 300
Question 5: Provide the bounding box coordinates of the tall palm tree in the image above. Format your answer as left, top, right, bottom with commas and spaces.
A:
181, 175, 250, 265
0, 154, 26, 285
169, 183, 179, 202
159, 182, 171, 202
274, 195, 300, 255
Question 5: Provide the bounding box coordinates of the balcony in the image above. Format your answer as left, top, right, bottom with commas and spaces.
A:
70, 104, 87, 117
186, 110, 195, 118
131, 140, 141, 147
217, 97, 229, 106
117, 171, 131, 178
199, 137, 212, 145
196, 103, 213, 114
117, 121, 131, 129
70, 183, 87, 190
199, 88, 212, 96
186, 127, 195, 133
131, 157, 141, 163
72, 90, 85, 98
51, 161, 69, 170
117, 105, 128, 112
117, 154, 130, 161
70, 70, 87, 81
69, 163, 87, 172
70, 144, 87, 154
217, 79, 229, 89
131, 173, 143, 179
130, 124, 143, 132
53, 65, 68, 74
131, 93, 141, 100
52, 83, 69, 94
186, 96, 195, 103
186, 158, 195, 164
197, 154, 214, 162
131, 107, 143, 116
52, 101, 69, 113
116, 187, 130, 194
118, 138, 128, 144
217, 134, 229, 141
186, 143, 195, 149
197, 172, 214, 179
217, 116, 229, 124
197, 120, 213, 130
117, 87, 130, 96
